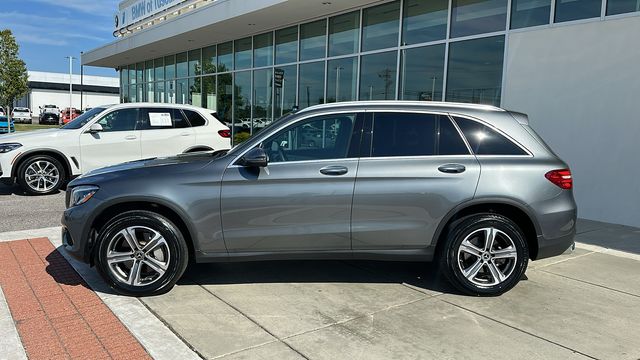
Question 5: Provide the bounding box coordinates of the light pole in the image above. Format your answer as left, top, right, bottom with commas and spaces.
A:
334, 66, 343, 102
65, 56, 76, 112
80, 52, 84, 111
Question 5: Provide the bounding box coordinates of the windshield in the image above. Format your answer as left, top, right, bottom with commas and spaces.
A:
61, 107, 106, 129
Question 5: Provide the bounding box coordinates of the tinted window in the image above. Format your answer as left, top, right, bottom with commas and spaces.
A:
607, 0, 640, 15
183, 109, 207, 127
61, 107, 106, 129
453, 116, 527, 155
261, 114, 356, 163
139, 108, 189, 130
362, 1, 401, 51
371, 113, 469, 157
451, 0, 508, 38
510, 0, 551, 29
555, 0, 601, 22
96, 109, 139, 132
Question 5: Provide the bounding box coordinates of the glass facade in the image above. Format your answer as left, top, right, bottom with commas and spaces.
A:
119, 0, 637, 143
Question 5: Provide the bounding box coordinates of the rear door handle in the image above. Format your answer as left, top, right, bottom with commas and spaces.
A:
319, 165, 348, 176
180, 132, 191, 137
125, 135, 137, 140
438, 164, 466, 174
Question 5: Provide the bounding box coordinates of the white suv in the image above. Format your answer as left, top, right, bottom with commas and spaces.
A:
0, 103, 231, 195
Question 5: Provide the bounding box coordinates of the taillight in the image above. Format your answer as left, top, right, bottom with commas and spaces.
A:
218, 129, 231, 138
545, 169, 572, 189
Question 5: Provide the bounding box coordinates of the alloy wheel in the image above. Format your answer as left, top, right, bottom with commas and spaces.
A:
24, 160, 60, 193
456, 227, 518, 287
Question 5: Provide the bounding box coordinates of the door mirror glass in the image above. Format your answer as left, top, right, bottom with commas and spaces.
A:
239, 147, 268, 167
88, 123, 103, 133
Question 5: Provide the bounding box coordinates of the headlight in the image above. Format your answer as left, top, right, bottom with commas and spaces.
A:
0, 143, 22, 153
70, 185, 99, 206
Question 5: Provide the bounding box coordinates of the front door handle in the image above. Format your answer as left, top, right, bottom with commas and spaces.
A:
180, 132, 191, 137
125, 135, 137, 140
438, 164, 466, 174
319, 165, 348, 176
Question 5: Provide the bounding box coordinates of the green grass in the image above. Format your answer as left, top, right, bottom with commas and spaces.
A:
14, 123, 59, 132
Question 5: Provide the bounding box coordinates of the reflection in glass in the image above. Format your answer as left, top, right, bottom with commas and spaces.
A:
235, 37, 252, 70
176, 79, 188, 104
327, 57, 357, 103
300, 19, 326, 61
275, 26, 298, 64
362, 1, 401, 51
299, 61, 325, 108
146, 82, 154, 102
202, 76, 216, 111
274, 65, 297, 117
234, 71, 252, 143
555, 0, 602, 22
446, 36, 505, 106
164, 55, 175, 80
202, 46, 216, 74
253, 69, 273, 132
129, 85, 137, 102
176, 52, 188, 78
155, 81, 165, 102
122, 86, 129, 103
145, 60, 154, 82
166, 81, 176, 103
188, 49, 201, 76
136, 62, 144, 84
254, 32, 273, 68
402, 0, 448, 45
190, 77, 201, 107
400, 44, 445, 101
329, 11, 360, 56
607, 0, 640, 15
359, 51, 397, 100
218, 42, 233, 72
154, 58, 164, 81
510, 0, 551, 28
451, 0, 508, 38
129, 65, 136, 85
217, 73, 233, 127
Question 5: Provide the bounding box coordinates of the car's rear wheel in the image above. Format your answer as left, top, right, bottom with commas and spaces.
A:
440, 213, 528, 296
17, 155, 66, 195
95, 210, 189, 296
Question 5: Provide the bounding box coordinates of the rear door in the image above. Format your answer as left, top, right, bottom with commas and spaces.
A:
351, 111, 480, 250
139, 107, 196, 158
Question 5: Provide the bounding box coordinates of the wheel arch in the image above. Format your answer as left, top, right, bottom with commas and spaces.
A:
11, 149, 75, 180
184, 145, 214, 153
433, 198, 541, 260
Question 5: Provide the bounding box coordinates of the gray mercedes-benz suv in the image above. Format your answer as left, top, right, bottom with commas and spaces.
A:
62, 101, 576, 296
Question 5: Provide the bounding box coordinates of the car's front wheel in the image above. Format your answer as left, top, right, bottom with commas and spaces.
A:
440, 213, 528, 296
95, 210, 189, 296
17, 155, 66, 195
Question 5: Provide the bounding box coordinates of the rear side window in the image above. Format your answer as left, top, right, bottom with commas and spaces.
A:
140, 108, 190, 129
371, 112, 469, 157
453, 116, 528, 155
182, 109, 207, 127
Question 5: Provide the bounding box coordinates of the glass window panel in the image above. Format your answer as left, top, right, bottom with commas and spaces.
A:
129, 85, 137, 102
362, 1, 400, 51
607, 0, 640, 15
96, 109, 139, 132
191, 77, 202, 107
253, 32, 273, 68
155, 58, 165, 81
274, 65, 297, 117
446, 36, 505, 106
176, 79, 189, 104
129, 65, 136, 85
189, 49, 201, 76
166, 80, 176, 103
359, 51, 397, 100
439, 117, 470, 155
234, 71, 252, 143
120, 68, 128, 86
202, 75, 216, 111
164, 55, 175, 80
327, 57, 357, 103
300, 19, 326, 61
145, 60, 154, 82
555, 0, 602, 22
183, 109, 207, 127
136, 62, 144, 84
451, 0, 508, 38
275, 26, 298, 64
217, 73, 233, 127
510, 0, 551, 28
235, 37, 252, 70
203, 46, 216, 74
218, 42, 233, 72
122, 85, 129, 103
146, 82, 154, 102
454, 116, 527, 155
400, 44, 445, 101
299, 61, 326, 108
372, 112, 437, 157
176, 52, 188, 78
402, 0, 448, 45
328, 11, 360, 56
155, 81, 165, 102
253, 68, 273, 132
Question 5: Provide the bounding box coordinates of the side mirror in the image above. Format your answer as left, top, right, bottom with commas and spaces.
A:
238, 147, 268, 168
88, 123, 103, 133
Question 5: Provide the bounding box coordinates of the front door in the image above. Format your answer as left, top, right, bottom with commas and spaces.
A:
79, 108, 142, 172
219, 112, 363, 253
139, 107, 196, 158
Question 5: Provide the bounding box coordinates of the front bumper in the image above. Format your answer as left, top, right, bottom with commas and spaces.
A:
61, 198, 100, 264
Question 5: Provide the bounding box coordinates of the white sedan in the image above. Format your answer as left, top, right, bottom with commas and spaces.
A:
0, 103, 231, 195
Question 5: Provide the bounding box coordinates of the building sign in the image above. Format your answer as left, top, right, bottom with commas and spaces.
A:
115, 0, 188, 31
274, 68, 285, 88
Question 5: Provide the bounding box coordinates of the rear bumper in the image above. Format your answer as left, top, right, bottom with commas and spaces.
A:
535, 231, 575, 260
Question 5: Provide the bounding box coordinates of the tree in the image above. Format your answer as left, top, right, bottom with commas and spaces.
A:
0, 29, 29, 130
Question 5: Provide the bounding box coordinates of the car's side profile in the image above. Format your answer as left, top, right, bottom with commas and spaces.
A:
62, 101, 576, 297
0, 103, 231, 195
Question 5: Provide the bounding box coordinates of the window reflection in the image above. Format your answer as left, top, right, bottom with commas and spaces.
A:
202, 46, 216, 74
176, 52, 188, 79
400, 44, 445, 101
275, 26, 298, 65
218, 42, 233, 72
254, 33, 273, 68
555, 0, 602, 22
274, 65, 297, 117
362, 1, 401, 51
360, 51, 398, 100
300, 20, 326, 61
329, 11, 360, 56
451, 0, 508, 38
253, 68, 273, 132
510, 0, 551, 29
299, 61, 325, 108
402, 0, 448, 45
327, 57, 357, 103
235, 37, 252, 70
234, 71, 252, 143
607, 0, 640, 15
217, 73, 232, 128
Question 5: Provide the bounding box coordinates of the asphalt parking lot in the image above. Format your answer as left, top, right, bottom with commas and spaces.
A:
0, 183, 65, 232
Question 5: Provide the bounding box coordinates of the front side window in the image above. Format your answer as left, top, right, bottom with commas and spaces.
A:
371, 113, 469, 157
96, 109, 140, 132
261, 114, 356, 163
453, 116, 528, 155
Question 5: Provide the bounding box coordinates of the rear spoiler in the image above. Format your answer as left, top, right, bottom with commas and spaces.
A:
507, 110, 529, 125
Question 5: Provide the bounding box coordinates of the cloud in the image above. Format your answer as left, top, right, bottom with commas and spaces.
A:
17, 33, 68, 46
28, 0, 120, 17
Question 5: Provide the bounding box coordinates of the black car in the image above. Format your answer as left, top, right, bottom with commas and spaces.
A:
39, 112, 60, 125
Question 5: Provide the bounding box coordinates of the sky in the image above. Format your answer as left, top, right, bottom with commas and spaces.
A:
2, 0, 121, 78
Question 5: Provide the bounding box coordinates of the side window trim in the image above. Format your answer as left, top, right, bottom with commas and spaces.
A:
449, 113, 532, 157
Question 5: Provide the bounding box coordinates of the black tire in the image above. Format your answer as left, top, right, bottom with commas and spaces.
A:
17, 155, 66, 195
95, 210, 189, 296
439, 213, 529, 296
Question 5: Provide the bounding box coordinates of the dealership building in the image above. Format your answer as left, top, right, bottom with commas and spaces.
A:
82, 0, 640, 227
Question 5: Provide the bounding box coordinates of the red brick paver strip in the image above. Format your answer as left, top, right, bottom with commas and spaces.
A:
0, 237, 151, 360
